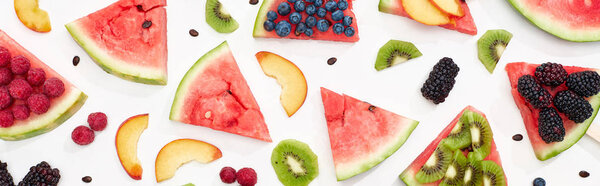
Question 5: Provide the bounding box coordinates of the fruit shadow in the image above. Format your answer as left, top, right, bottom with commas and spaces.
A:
0, 136, 40, 154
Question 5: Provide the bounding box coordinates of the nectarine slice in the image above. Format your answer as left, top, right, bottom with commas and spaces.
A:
431, 0, 464, 17
402, 0, 450, 25
155, 139, 222, 182
14, 0, 52, 32
115, 114, 149, 180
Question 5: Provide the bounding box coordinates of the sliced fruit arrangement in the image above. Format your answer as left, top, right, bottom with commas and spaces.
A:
477, 29, 513, 73
375, 40, 422, 71
506, 62, 600, 160
254, 0, 360, 42
256, 51, 307, 117
378, 0, 477, 35
14, 0, 52, 32
116, 114, 149, 180
66, 0, 168, 85
0, 30, 87, 141
170, 41, 271, 142
400, 106, 507, 186
155, 139, 222, 182
507, 0, 600, 42
271, 139, 319, 186
206, 0, 239, 33
320, 87, 419, 180
420, 57, 459, 104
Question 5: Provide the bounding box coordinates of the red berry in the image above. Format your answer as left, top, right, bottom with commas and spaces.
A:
8, 79, 32, 100
0, 87, 12, 110
87, 112, 107, 131
27, 94, 50, 114
0, 68, 13, 85
219, 167, 237, 184
12, 104, 29, 120
10, 55, 30, 75
236, 168, 257, 186
71, 125, 95, 145
0, 110, 14, 128
43, 78, 64, 98
27, 68, 46, 86
0, 47, 11, 67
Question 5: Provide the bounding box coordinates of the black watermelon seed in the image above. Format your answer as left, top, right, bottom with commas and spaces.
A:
327, 57, 337, 65
368, 105, 376, 112
72, 56, 80, 66
136, 5, 143, 11
580, 171, 590, 178
512, 134, 523, 141
249, 0, 259, 5
82, 176, 92, 183
142, 20, 152, 29
227, 90, 232, 94
189, 29, 199, 37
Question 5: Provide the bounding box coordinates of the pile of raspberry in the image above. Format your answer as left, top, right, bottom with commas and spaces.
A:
0, 46, 65, 128
219, 166, 257, 186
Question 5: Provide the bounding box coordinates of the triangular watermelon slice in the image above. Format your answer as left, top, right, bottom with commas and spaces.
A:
320, 87, 419, 180
400, 106, 506, 185
505, 62, 600, 160
66, 0, 168, 85
170, 41, 271, 142
378, 0, 477, 35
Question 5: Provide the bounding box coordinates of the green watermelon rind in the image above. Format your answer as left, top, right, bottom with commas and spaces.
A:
65, 23, 168, 85
252, 0, 275, 38
507, 0, 600, 42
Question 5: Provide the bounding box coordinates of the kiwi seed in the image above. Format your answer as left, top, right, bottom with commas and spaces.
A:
416, 145, 453, 183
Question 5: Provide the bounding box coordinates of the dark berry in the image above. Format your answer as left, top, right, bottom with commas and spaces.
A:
277, 2, 291, 16
0, 87, 12, 110
343, 16, 353, 26
0, 68, 13, 85
0, 47, 11, 67
275, 21, 292, 37
317, 19, 329, 32
0, 110, 14, 128
517, 75, 552, 109
566, 71, 600, 97
287, 0, 297, 3
306, 4, 316, 15
294, 0, 305, 12
316, 7, 327, 18
314, 0, 322, 6
219, 167, 236, 184
264, 21, 276, 31
295, 22, 307, 35
267, 11, 278, 21
344, 26, 355, 37
305, 28, 314, 37
332, 23, 344, 35
71, 125, 95, 145
338, 0, 349, 10
10, 55, 30, 75
305, 16, 317, 28
553, 90, 593, 123
533, 177, 546, 186
420, 57, 460, 104
236, 167, 257, 186
332, 10, 344, 21
538, 107, 565, 143
0, 160, 15, 186
88, 112, 107, 131
534, 62, 567, 87
18, 161, 60, 186
325, 0, 337, 12
289, 12, 302, 24
8, 79, 32, 100
43, 77, 65, 98
27, 68, 46, 86
12, 104, 29, 120
27, 94, 51, 114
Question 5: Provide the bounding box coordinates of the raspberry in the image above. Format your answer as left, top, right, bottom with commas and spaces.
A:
10, 55, 30, 75
538, 107, 565, 143
18, 161, 61, 186
12, 104, 29, 120
534, 62, 567, 87
0, 87, 12, 110
566, 71, 600, 97
87, 112, 107, 131
71, 125, 95, 145
553, 90, 593, 123
517, 75, 552, 109
236, 168, 257, 186
0, 68, 13, 85
219, 167, 237, 184
0, 110, 14, 128
8, 79, 32, 100
27, 94, 50, 114
43, 78, 65, 98
420, 57, 460, 104
27, 68, 46, 86
0, 46, 11, 67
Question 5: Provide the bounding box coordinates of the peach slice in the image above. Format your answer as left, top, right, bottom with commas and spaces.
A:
402, 0, 450, 25
115, 114, 149, 180
256, 51, 307, 117
431, 0, 464, 17
14, 0, 52, 32
155, 139, 222, 182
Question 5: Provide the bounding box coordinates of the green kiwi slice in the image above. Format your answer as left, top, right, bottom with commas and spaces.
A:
440, 150, 467, 186
465, 110, 492, 161
464, 153, 483, 186
374, 40, 422, 71
271, 139, 319, 186
442, 115, 472, 151
477, 29, 513, 73
415, 144, 453, 183
480, 160, 506, 186
206, 0, 239, 33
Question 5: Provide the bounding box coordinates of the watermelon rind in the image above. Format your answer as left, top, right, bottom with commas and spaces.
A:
252, 0, 273, 38
507, 0, 600, 42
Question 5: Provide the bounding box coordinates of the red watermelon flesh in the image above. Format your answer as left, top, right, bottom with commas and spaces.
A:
399, 106, 506, 185
505, 62, 600, 160
253, 0, 360, 42
321, 88, 419, 180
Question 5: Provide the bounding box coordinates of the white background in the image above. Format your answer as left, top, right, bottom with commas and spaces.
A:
1, 0, 600, 185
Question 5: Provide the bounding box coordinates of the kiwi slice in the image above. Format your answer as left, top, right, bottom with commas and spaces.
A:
477, 29, 513, 73
464, 153, 483, 186
442, 115, 472, 150
416, 145, 453, 183
465, 110, 492, 161
206, 0, 239, 33
374, 40, 422, 71
271, 139, 319, 186
480, 160, 506, 186
440, 150, 467, 186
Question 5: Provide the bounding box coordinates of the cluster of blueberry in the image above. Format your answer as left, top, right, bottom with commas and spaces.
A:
263, 0, 356, 37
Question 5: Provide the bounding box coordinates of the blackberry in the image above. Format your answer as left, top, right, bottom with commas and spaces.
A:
553, 90, 593, 123
566, 71, 600, 97
537, 107, 565, 143
534, 62, 567, 87
0, 160, 15, 186
420, 57, 459, 104
18, 161, 60, 186
517, 75, 552, 109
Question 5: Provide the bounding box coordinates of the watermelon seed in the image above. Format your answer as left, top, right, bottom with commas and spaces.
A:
512, 134, 523, 141
368, 105, 376, 112
82, 176, 92, 183
327, 57, 337, 65
249, 0, 259, 5
205, 111, 212, 119
189, 29, 199, 37
142, 20, 152, 29
72, 56, 80, 66
136, 5, 143, 11
579, 170, 590, 178
227, 90, 232, 94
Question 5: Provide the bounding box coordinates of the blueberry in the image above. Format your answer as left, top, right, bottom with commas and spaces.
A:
294, 0, 305, 12
533, 178, 546, 186
275, 21, 292, 37
305, 0, 315, 3
337, 0, 348, 10
344, 26, 355, 37
278, 2, 291, 16
305, 28, 314, 37
314, 0, 322, 7
317, 7, 327, 18
306, 4, 316, 15
296, 22, 307, 35
332, 10, 344, 21
325, 0, 337, 12
332, 23, 344, 34
342, 16, 353, 26
317, 19, 330, 32
305, 16, 317, 27
287, 0, 297, 3
264, 21, 276, 31
267, 11, 278, 21
289, 12, 302, 24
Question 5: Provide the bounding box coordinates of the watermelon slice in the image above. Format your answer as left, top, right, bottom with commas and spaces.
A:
378, 0, 477, 35
505, 62, 600, 160
253, 0, 360, 42
399, 106, 506, 185
0, 30, 87, 140
66, 0, 168, 85
170, 41, 271, 142
507, 0, 600, 42
320, 87, 419, 180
